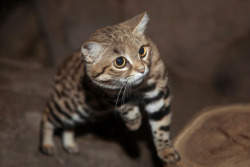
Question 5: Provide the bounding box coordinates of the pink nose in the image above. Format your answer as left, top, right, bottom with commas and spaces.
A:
137, 66, 145, 74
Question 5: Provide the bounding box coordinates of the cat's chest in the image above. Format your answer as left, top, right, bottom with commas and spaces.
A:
83, 88, 143, 114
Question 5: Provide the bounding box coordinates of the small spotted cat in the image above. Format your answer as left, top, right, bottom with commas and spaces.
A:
40, 12, 180, 164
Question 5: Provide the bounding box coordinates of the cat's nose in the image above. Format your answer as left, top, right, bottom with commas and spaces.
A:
137, 66, 145, 74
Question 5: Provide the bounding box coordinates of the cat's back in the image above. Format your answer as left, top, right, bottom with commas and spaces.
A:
50, 50, 112, 116
55, 50, 84, 83
50, 50, 87, 112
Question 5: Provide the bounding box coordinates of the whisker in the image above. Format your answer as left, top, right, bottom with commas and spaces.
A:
126, 84, 129, 101
121, 85, 127, 107
114, 85, 124, 117
115, 86, 123, 107
128, 83, 132, 101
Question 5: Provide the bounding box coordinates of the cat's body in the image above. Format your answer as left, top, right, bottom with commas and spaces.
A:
40, 12, 180, 164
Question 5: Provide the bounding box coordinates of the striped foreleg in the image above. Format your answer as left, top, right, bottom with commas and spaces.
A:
144, 87, 180, 164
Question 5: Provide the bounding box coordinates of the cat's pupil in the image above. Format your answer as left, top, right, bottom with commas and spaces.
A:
116, 57, 124, 66
139, 46, 144, 55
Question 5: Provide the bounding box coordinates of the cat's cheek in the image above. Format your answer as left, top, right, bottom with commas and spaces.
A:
128, 74, 143, 85
132, 78, 144, 85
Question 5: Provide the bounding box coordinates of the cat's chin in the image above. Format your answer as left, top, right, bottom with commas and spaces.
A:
130, 77, 144, 86
91, 80, 121, 90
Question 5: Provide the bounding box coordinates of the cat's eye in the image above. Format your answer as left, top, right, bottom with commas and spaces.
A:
114, 57, 126, 68
138, 46, 147, 58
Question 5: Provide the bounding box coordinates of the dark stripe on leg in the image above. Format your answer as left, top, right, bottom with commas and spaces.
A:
144, 91, 164, 104
148, 105, 171, 120
52, 99, 72, 119
47, 113, 61, 128
47, 103, 64, 126
164, 86, 170, 99
159, 125, 171, 131
140, 83, 156, 92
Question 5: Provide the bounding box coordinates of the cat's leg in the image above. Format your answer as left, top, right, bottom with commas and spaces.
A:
40, 112, 56, 155
62, 128, 79, 154
143, 85, 180, 164
117, 104, 142, 131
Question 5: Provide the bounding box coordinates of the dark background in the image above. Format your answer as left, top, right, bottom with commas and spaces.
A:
0, 0, 250, 166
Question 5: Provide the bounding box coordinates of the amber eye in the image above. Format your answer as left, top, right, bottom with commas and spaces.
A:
138, 46, 147, 58
114, 57, 126, 68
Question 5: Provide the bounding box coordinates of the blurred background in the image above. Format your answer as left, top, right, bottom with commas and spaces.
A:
0, 0, 250, 167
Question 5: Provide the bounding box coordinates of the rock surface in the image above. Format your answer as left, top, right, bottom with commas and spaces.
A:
172, 104, 250, 167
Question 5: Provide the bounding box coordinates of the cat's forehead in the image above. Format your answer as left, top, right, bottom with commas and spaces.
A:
93, 25, 145, 47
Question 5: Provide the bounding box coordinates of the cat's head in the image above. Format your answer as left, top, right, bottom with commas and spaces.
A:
81, 12, 151, 89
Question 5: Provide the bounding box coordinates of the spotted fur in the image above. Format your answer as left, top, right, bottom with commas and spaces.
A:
40, 12, 180, 164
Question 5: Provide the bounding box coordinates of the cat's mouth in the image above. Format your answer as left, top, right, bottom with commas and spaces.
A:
127, 68, 148, 85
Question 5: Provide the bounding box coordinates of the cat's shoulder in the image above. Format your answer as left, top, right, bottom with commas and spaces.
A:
56, 49, 84, 78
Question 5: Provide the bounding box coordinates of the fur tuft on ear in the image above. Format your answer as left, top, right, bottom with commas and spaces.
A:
133, 12, 149, 35
121, 12, 149, 35
81, 42, 102, 63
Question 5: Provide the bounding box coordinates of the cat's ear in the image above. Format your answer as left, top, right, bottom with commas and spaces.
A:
81, 42, 102, 63
122, 12, 149, 35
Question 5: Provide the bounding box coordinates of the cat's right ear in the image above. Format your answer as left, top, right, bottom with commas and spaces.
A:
81, 42, 102, 63
121, 12, 149, 35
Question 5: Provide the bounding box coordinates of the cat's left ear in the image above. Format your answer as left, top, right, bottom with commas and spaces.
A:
122, 12, 149, 35
81, 41, 103, 63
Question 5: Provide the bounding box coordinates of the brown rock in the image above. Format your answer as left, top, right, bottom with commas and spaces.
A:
173, 104, 250, 167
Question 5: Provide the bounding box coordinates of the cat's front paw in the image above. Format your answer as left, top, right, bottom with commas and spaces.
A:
125, 115, 142, 131
41, 143, 56, 155
158, 147, 180, 165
